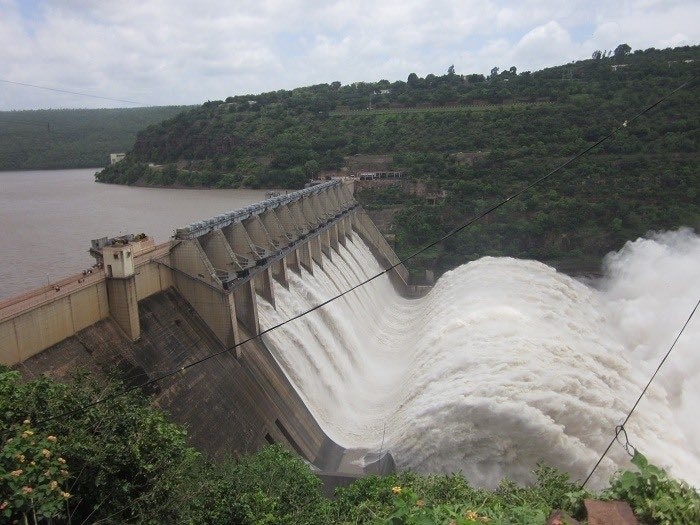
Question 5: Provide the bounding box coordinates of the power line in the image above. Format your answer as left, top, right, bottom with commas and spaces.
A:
0, 78, 145, 106
33, 75, 695, 426
581, 297, 699, 488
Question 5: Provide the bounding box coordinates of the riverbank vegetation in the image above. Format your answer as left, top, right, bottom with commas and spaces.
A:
94, 45, 698, 277
0, 106, 188, 171
2, 367, 699, 524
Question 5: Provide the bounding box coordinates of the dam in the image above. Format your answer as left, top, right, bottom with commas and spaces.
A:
1, 180, 698, 489
0, 179, 419, 478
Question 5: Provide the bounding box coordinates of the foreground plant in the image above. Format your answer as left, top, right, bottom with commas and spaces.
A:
604, 451, 700, 525
1, 421, 71, 524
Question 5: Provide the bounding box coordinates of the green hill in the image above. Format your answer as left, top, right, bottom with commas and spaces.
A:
96, 45, 699, 277
0, 106, 189, 170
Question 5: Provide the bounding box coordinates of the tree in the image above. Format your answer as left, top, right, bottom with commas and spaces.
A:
592, 50, 602, 60
0, 368, 198, 524
614, 43, 631, 57
304, 159, 320, 178
509, 66, 517, 76
407, 72, 419, 86
490, 66, 500, 80
447, 64, 455, 75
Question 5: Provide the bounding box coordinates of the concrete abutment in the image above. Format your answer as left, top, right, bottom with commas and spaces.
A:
4, 180, 414, 479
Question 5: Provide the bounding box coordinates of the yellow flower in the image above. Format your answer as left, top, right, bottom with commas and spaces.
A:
49, 481, 59, 490
21, 430, 33, 438
59, 469, 69, 477
10, 470, 23, 477
47, 435, 57, 442
465, 510, 479, 521
21, 487, 33, 495
41, 449, 51, 459
30, 461, 36, 466
57, 457, 66, 464
17, 454, 25, 463
61, 492, 71, 499
391, 486, 402, 494
23, 419, 31, 425
415, 499, 425, 508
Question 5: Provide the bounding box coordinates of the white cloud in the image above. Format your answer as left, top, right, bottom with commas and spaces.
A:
0, 0, 698, 110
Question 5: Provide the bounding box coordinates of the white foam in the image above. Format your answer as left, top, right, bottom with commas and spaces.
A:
257, 229, 700, 488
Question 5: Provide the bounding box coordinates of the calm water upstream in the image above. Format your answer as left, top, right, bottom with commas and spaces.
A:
0, 168, 270, 298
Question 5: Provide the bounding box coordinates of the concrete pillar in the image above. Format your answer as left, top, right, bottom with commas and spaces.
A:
344, 214, 354, 241
329, 223, 340, 253
233, 280, 259, 336
288, 201, 311, 234
275, 203, 305, 239
352, 210, 410, 290
254, 266, 275, 307
222, 222, 258, 264
337, 183, 355, 206
298, 243, 313, 274
325, 185, 343, 211
285, 249, 302, 275
106, 276, 140, 341
336, 216, 348, 247
316, 190, 337, 218
320, 229, 332, 260
198, 230, 245, 276
260, 209, 289, 248
301, 198, 321, 229
309, 235, 323, 269
169, 240, 240, 348
243, 216, 275, 255
309, 194, 329, 223
271, 258, 288, 287
227, 293, 242, 358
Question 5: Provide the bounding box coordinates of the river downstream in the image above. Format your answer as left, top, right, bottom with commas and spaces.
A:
0, 168, 270, 298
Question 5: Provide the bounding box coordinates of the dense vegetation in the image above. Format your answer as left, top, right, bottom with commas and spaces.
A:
95, 45, 698, 277
0, 106, 188, 170
2, 367, 698, 524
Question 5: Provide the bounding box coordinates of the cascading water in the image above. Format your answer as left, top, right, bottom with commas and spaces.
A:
257, 228, 700, 489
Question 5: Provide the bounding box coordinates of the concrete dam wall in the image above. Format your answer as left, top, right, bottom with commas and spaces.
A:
3, 180, 414, 476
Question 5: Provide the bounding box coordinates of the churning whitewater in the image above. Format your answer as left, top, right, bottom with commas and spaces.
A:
257, 229, 700, 489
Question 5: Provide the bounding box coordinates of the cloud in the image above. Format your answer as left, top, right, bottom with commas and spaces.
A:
0, 0, 698, 110
512, 20, 576, 66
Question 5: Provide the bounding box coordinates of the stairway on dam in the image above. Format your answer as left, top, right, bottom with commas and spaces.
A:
2, 180, 421, 479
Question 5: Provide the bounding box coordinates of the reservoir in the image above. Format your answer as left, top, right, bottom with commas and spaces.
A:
0, 168, 269, 298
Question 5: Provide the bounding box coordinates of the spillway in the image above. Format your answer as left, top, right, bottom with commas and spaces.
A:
257, 228, 700, 489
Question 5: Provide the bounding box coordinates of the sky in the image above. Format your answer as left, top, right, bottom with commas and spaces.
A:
0, 0, 698, 110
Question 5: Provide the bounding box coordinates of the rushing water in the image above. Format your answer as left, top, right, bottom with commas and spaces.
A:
4, 169, 697, 488
0, 169, 270, 298
257, 229, 700, 488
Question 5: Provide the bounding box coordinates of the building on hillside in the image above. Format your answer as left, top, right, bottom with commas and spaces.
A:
109, 153, 126, 165
356, 171, 405, 180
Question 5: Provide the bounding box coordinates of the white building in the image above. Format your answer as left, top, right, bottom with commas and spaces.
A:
109, 153, 126, 165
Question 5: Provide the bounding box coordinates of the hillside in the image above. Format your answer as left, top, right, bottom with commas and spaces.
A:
96, 45, 699, 278
0, 106, 189, 170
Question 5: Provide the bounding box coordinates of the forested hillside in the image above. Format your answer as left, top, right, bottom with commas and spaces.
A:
96, 45, 699, 277
0, 106, 188, 170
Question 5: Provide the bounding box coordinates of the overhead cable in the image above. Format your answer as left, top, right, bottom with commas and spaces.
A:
33, 75, 696, 426
0, 78, 145, 106
581, 297, 699, 488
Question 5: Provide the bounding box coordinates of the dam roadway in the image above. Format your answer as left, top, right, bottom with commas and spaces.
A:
1, 180, 425, 479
